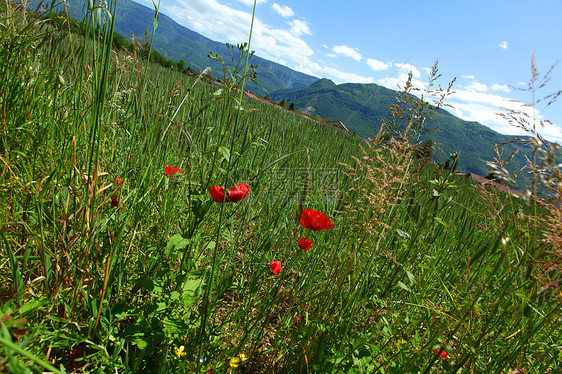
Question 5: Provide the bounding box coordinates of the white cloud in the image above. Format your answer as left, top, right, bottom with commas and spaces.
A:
298, 62, 374, 84
447, 90, 562, 143
252, 24, 315, 66
491, 84, 510, 93
466, 82, 488, 92
161, 0, 315, 76
462, 77, 510, 93
366, 58, 391, 71
378, 74, 426, 91
395, 63, 421, 78
332, 45, 362, 62
447, 91, 508, 128
271, 2, 294, 17
237, 0, 267, 5
378, 70, 427, 91
164, 0, 252, 44
371, 61, 433, 91
499, 41, 508, 50
289, 19, 311, 36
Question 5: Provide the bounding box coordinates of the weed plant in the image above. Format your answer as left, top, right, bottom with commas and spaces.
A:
0, 1, 560, 373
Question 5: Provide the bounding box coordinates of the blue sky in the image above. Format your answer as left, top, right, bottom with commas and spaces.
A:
141, 0, 562, 142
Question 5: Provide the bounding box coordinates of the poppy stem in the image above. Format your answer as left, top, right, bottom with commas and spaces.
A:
297, 149, 311, 223
91, 231, 113, 338
249, 277, 283, 359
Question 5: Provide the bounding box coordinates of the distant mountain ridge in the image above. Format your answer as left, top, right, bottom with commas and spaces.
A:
63, 0, 319, 96
270, 79, 530, 177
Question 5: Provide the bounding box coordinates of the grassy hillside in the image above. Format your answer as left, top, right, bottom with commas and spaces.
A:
1, 2, 561, 373
271, 79, 531, 177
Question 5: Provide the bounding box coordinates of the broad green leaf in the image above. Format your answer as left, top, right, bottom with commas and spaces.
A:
156, 302, 167, 312
405, 270, 415, 285
170, 291, 180, 301
18, 299, 46, 316
133, 337, 147, 350
167, 233, 191, 253
397, 281, 411, 292
218, 146, 230, 163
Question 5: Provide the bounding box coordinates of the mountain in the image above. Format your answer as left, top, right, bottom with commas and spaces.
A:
62, 0, 318, 96
270, 79, 530, 177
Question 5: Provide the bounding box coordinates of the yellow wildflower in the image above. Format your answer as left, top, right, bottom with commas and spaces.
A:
239, 353, 247, 362
229, 357, 241, 368
174, 345, 186, 358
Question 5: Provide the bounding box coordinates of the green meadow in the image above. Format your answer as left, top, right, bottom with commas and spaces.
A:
1, 1, 561, 373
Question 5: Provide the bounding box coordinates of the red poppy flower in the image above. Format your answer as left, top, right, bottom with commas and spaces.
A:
434, 349, 448, 359
209, 183, 250, 203
298, 238, 312, 250
114, 177, 123, 185
165, 166, 184, 177
111, 197, 119, 208
269, 260, 281, 275
300, 209, 333, 231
